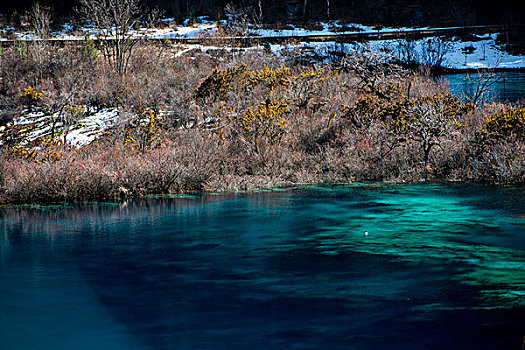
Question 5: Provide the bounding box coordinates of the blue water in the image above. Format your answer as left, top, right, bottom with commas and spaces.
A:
442, 71, 525, 103
1, 184, 524, 349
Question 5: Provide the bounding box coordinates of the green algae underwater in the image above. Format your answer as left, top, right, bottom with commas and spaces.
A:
0, 183, 524, 349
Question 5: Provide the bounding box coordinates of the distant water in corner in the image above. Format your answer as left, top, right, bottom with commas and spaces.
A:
1, 183, 524, 350
442, 71, 525, 103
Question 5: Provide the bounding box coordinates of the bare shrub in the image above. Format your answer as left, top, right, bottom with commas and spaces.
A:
223, 2, 261, 38
28, 2, 51, 40
340, 50, 405, 100
2, 40, 524, 204
464, 70, 498, 105
402, 94, 466, 171
419, 37, 453, 68
77, 0, 142, 74
394, 39, 419, 64
0, 152, 6, 199
0, 134, 221, 203
487, 141, 525, 183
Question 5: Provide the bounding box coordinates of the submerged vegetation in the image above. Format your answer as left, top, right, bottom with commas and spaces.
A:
0, 3, 523, 204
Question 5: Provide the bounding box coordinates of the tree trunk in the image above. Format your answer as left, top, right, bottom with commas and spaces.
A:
303, 0, 308, 18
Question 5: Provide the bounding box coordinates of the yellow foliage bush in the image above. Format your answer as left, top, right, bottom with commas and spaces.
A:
64, 104, 86, 116
20, 87, 45, 110
195, 65, 248, 102
246, 64, 294, 90
20, 87, 45, 101
346, 92, 466, 133
10, 138, 65, 164
237, 99, 289, 147
124, 108, 163, 152
195, 64, 326, 105
485, 106, 525, 139
246, 65, 324, 91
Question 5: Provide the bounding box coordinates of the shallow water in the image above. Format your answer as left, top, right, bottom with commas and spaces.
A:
1, 184, 524, 349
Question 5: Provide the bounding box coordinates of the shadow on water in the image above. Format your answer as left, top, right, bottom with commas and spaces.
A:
1, 184, 525, 349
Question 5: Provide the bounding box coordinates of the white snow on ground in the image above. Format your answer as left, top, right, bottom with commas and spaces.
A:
252, 24, 524, 69
0, 109, 118, 147
51, 23, 217, 40
131, 17, 218, 39
65, 109, 119, 147
250, 22, 423, 37
1, 20, 523, 69
1, 20, 523, 148
363, 33, 525, 69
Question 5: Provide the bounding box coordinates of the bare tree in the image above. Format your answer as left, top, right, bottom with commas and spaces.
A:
404, 96, 460, 174
467, 70, 497, 106
256, 0, 263, 22
395, 39, 418, 65
77, 0, 142, 74
420, 37, 452, 68
224, 2, 262, 37
28, 2, 51, 39
224, 3, 250, 37
303, 0, 308, 18
341, 49, 404, 100
28, 3, 51, 80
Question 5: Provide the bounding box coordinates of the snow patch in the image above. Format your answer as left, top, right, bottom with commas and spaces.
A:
66, 109, 119, 147
1, 20, 523, 70
0, 109, 119, 148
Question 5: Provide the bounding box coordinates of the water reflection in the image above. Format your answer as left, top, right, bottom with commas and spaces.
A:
0, 221, 8, 263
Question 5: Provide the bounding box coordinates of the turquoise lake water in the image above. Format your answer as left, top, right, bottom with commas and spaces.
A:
442, 71, 525, 103
1, 183, 524, 349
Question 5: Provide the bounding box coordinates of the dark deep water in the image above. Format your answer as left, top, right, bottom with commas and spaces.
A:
1, 184, 524, 350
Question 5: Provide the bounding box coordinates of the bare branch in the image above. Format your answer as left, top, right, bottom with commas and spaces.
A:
77, 0, 142, 74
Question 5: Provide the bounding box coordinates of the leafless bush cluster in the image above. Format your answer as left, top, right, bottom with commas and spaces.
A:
0, 40, 523, 204
393, 37, 453, 68
76, 0, 143, 74
223, 2, 262, 37
28, 2, 51, 40
0, 133, 221, 203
